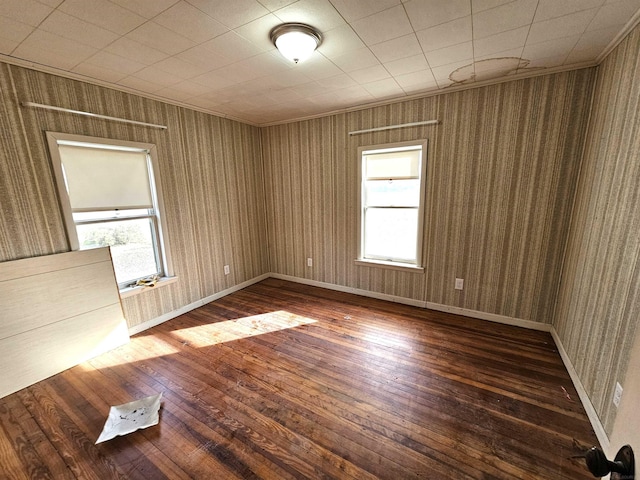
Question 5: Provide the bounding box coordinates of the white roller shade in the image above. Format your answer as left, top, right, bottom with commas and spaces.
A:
364, 148, 421, 180
58, 144, 153, 211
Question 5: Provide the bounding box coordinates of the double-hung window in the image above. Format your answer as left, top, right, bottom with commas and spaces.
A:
47, 132, 170, 289
358, 140, 427, 270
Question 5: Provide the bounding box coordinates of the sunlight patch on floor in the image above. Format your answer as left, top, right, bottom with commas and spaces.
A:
169, 310, 317, 348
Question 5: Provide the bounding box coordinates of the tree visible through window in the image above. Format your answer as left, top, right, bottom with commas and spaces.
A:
359, 141, 427, 267
47, 132, 169, 288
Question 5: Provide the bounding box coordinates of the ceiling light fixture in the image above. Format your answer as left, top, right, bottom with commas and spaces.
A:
270, 23, 322, 64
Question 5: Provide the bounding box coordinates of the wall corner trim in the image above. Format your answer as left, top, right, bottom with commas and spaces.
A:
550, 328, 610, 449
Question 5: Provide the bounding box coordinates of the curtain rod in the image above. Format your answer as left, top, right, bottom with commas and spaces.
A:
348, 119, 439, 136
21, 102, 168, 130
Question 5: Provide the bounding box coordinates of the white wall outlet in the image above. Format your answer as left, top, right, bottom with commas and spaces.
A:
613, 382, 623, 407
307, 257, 313, 267
455, 278, 464, 290
224, 265, 230, 275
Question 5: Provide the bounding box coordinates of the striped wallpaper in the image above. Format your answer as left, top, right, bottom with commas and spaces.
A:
0, 63, 269, 328
554, 24, 640, 434
261, 68, 595, 324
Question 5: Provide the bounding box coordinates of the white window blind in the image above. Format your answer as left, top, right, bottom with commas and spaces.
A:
58, 144, 153, 212
364, 148, 420, 180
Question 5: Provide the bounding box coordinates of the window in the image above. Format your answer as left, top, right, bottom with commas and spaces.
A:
47, 132, 171, 289
358, 140, 427, 270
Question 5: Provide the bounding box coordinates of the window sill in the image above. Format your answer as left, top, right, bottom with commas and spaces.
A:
354, 259, 424, 273
119, 276, 178, 299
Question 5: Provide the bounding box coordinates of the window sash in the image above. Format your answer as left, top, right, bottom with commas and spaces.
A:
359, 140, 427, 268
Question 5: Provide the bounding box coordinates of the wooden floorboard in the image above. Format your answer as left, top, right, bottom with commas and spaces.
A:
0, 278, 599, 479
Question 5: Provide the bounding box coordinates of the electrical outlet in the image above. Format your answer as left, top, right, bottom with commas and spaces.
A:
455, 278, 464, 290
307, 257, 313, 267
224, 265, 230, 275
613, 382, 623, 408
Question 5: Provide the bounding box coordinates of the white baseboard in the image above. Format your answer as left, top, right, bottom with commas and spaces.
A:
550, 328, 610, 449
126, 272, 608, 450
127, 273, 270, 335
426, 302, 553, 332
269, 273, 429, 308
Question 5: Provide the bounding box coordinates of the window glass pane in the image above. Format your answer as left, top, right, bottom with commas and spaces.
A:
76, 218, 158, 284
364, 208, 418, 262
365, 179, 420, 207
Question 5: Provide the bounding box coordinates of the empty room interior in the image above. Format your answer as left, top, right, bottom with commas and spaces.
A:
1, 0, 640, 478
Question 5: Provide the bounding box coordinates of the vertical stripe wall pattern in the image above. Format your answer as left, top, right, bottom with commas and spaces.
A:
261, 68, 595, 324
0, 63, 269, 329
554, 24, 640, 434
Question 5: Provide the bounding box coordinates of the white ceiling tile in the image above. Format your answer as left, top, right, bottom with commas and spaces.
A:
199, 31, 264, 61
534, 0, 605, 23
82, 51, 145, 75
470, 56, 529, 81
117, 75, 166, 92
523, 35, 580, 59
362, 78, 404, 98
394, 69, 437, 90
416, 16, 472, 52
133, 65, 184, 87
187, 0, 269, 28
127, 22, 197, 55
430, 59, 470, 82
109, 0, 180, 18
234, 13, 281, 49
39, 11, 120, 49
268, 68, 314, 87
169, 80, 213, 96
384, 53, 429, 76
0, 16, 33, 50
274, 0, 346, 31
71, 62, 128, 83
177, 44, 235, 70
294, 54, 343, 79
317, 24, 366, 58
153, 1, 228, 43
474, 47, 528, 62
152, 56, 214, 79
574, 25, 621, 51
0, 0, 53, 27
257, 0, 298, 11
154, 86, 196, 102
348, 64, 391, 84
473, 26, 529, 57
191, 69, 240, 89
426, 41, 473, 67
527, 9, 598, 45
328, 0, 400, 21
329, 47, 380, 72
234, 51, 292, 76
59, 0, 147, 35
105, 38, 169, 65
588, 0, 640, 30
36, 0, 64, 7
404, 0, 471, 30
0, 37, 19, 55
565, 46, 604, 64
316, 73, 358, 89
525, 54, 570, 68
472, 0, 537, 39
351, 5, 413, 45
471, 0, 513, 13
289, 81, 329, 98
369, 34, 423, 63
13, 29, 97, 70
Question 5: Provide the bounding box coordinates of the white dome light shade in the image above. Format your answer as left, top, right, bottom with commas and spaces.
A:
270, 23, 322, 64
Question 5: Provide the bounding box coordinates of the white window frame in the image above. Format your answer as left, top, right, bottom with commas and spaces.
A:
356, 139, 428, 272
47, 132, 174, 292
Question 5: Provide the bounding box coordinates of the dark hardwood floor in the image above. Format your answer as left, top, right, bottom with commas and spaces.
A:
0, 278, 599, 479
